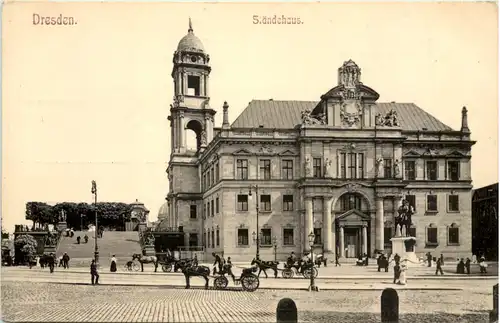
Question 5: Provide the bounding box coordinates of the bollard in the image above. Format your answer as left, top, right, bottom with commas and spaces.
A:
276, 298, 298, 323
490, 284, 499, 322
381, 288, 399, 323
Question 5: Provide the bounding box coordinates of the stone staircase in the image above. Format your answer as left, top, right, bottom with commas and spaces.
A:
56, 231, 142, 260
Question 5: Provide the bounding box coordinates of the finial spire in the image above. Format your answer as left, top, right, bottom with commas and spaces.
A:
461, 106, 470, 133
188, 17, 193, 33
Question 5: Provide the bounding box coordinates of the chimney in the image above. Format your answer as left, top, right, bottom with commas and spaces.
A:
222, 101, 230, 128
461, 106, 470, 133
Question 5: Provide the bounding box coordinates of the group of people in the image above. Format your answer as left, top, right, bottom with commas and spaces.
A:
57, 252, 71, 269
76, 235, 89, 244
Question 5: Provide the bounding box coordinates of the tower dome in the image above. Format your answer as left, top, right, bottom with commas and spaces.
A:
177, 18, 205, 52
158, 201, 169, 220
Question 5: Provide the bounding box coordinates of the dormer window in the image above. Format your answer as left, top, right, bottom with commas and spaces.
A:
187, 75, 200, 96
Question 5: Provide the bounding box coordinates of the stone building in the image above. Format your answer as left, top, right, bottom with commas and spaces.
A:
166, 21, 476, 261
472, 183, 498, 260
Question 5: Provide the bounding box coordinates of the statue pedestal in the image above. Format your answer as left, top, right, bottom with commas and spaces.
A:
143, 245, 155, 256
390, 236, 421, 267
57, 222, 67, 231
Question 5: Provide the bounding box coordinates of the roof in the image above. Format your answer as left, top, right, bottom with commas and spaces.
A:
177, 20, 205, 52
231, 100, 454, 132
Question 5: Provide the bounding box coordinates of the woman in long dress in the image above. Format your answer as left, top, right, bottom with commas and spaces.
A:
398, 264, 407, 285
110, 255, 117, 272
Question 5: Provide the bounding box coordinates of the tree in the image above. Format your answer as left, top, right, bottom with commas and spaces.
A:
25, 202, 53, 228
14, 234, 38, 261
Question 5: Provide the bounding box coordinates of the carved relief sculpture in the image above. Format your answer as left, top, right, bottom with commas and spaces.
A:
259, 145, 274, 154
393, 159, 401, 178
300, 109, 327, 126
324, 158, 332, 177
200, 130, 207, 145
340, 101, 363, 127
304, 157, 312, 176
375, 109, 400, 127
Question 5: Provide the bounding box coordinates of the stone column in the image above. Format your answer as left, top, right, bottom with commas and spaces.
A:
339, 225, 345, 258
200, 74, 205, 96
375, 197, 384, 251
179, 111, 185, 150
205, 116, 211, 143
205, 75, 209, 97
323, 197, 333, 254
183, 73, 188, 94
177, 73, 182, 95
362, 224, 368, 255
304, 198, 313, 252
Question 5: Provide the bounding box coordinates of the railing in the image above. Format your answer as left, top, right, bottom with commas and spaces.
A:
14, 225, 47, 233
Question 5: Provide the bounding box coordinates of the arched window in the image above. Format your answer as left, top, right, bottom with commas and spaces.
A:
339, 193, 362, 212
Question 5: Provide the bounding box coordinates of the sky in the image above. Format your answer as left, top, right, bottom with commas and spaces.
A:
2, 2, 498, 232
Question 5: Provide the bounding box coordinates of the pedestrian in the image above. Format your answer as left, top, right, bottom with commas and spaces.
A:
84, 235, 89, 244
398, 264, 407, 285
110, 255, 117, 272
465, 258, 471, 274
456, 258, 465, 274
77, 236, 81, 244
335, 252, 341, 267
426, 252, 432, 267
479, 256, 488, 274
435, 257, 444, 275
90, 259, 99, 285
225, 257, 236, 282
58, 255, 64, 267
212, 252, 223, 275
393, 261, 401, 284
62, 252, 70, 269
48, 253, 55, 273
440, 253, 444, 266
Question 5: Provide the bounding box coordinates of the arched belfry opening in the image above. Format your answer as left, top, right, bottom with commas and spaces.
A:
185, 119, 203, 151
333, 192, 372, 258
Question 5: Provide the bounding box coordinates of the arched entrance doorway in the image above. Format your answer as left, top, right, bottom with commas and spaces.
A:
334, 193, 371, 258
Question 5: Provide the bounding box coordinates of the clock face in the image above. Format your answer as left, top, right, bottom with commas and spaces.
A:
190, 56, 197, 63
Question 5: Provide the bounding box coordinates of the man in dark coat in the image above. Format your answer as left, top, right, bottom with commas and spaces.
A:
426, 252, 433, 267
435, 258, 444, 275
90, 260, 99, 285
393, 262, 401, 284
440, 253, 445, 266
212, 252, 223, 275
456, 258, 465, 274
393, 253, 401, 264
465, 258, 471, 274
62, 253, 70, 269
48, 253, 55, 273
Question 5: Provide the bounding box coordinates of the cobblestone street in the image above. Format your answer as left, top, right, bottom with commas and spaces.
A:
2, 280, 491, 322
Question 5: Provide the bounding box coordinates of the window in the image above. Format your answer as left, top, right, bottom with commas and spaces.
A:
406, 195, 416, 209
208, 170, 212, 187
203, 232, 207, 247
260, 194, 271, 212
261, 228, 272, 245
384, 159, 393, 178
236, 159, 248, 180
237, 195, 248, 211
187, 75, 200, 96
237, 229, 249, 246
404, 161, 416, 180
282, 195, 294, 211
358, 153, 364, 179
207, 230, 211, 248
448, 225, 459, 245
407, 227, 416, 237
211, 200, 215, 217
216, 197, 220, 213
426, 161, 438, 180
283, 228, 294, 245
426, 226, 438, 245
426, 195, 438, 212
215, 163, 219, 182
203, 204, 207, 219
259, 159, 271, 180
447, 161, 460, 181
189, 233, 198, 247
448, 195, 459, 212
339, 193, 362, 212
211, 230, 215, 248
203, 174, 207, 190
340, 153, 346, 178
313, 158, 322, 178
384, 227, 392, 245
313, 228, 322, 245
190, 205, 197, 219
282, 160, 293, 180
216, 229, 220, 246
210, 168, 215, 186
349, 153, 357, 178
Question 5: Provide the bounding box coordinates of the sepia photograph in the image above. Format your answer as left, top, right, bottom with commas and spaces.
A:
1, 2, 498, 322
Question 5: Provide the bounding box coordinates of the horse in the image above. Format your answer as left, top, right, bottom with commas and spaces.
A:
250, 258, 279, 278
176, 259, 210, 289
132, 253, 158, 272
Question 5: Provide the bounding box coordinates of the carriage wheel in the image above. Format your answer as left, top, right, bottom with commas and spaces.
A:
241, 274, 259, 292
302, 268, 313, 279
162, 264, 172, 272
281, 268, 294, 279
213, 276, 229, 290
311, 267, 318, 278
132, 262, 140, 271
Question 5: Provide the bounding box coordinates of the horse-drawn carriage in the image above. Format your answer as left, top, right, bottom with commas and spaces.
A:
281, 258, 318, 279
213, 265, 260, 292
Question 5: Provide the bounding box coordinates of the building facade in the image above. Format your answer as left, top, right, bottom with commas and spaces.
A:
472, 183, 498, 260
166, 21, 476, 262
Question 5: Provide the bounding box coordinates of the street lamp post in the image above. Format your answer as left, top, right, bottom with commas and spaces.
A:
308, 231, 318, 292
248, 185, 260, 259
91, 180, 99, 264
272, 236, 278, 262
80, 214, 86, 231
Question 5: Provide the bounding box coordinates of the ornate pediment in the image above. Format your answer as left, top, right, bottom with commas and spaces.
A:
446, 150, 466, 158
422, 148, 439, 157
336, 209, 371, 222
258, 145, 275, 155
232, 148, 252, 156
278, 149, 296, 156
404, 150, 421, 157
